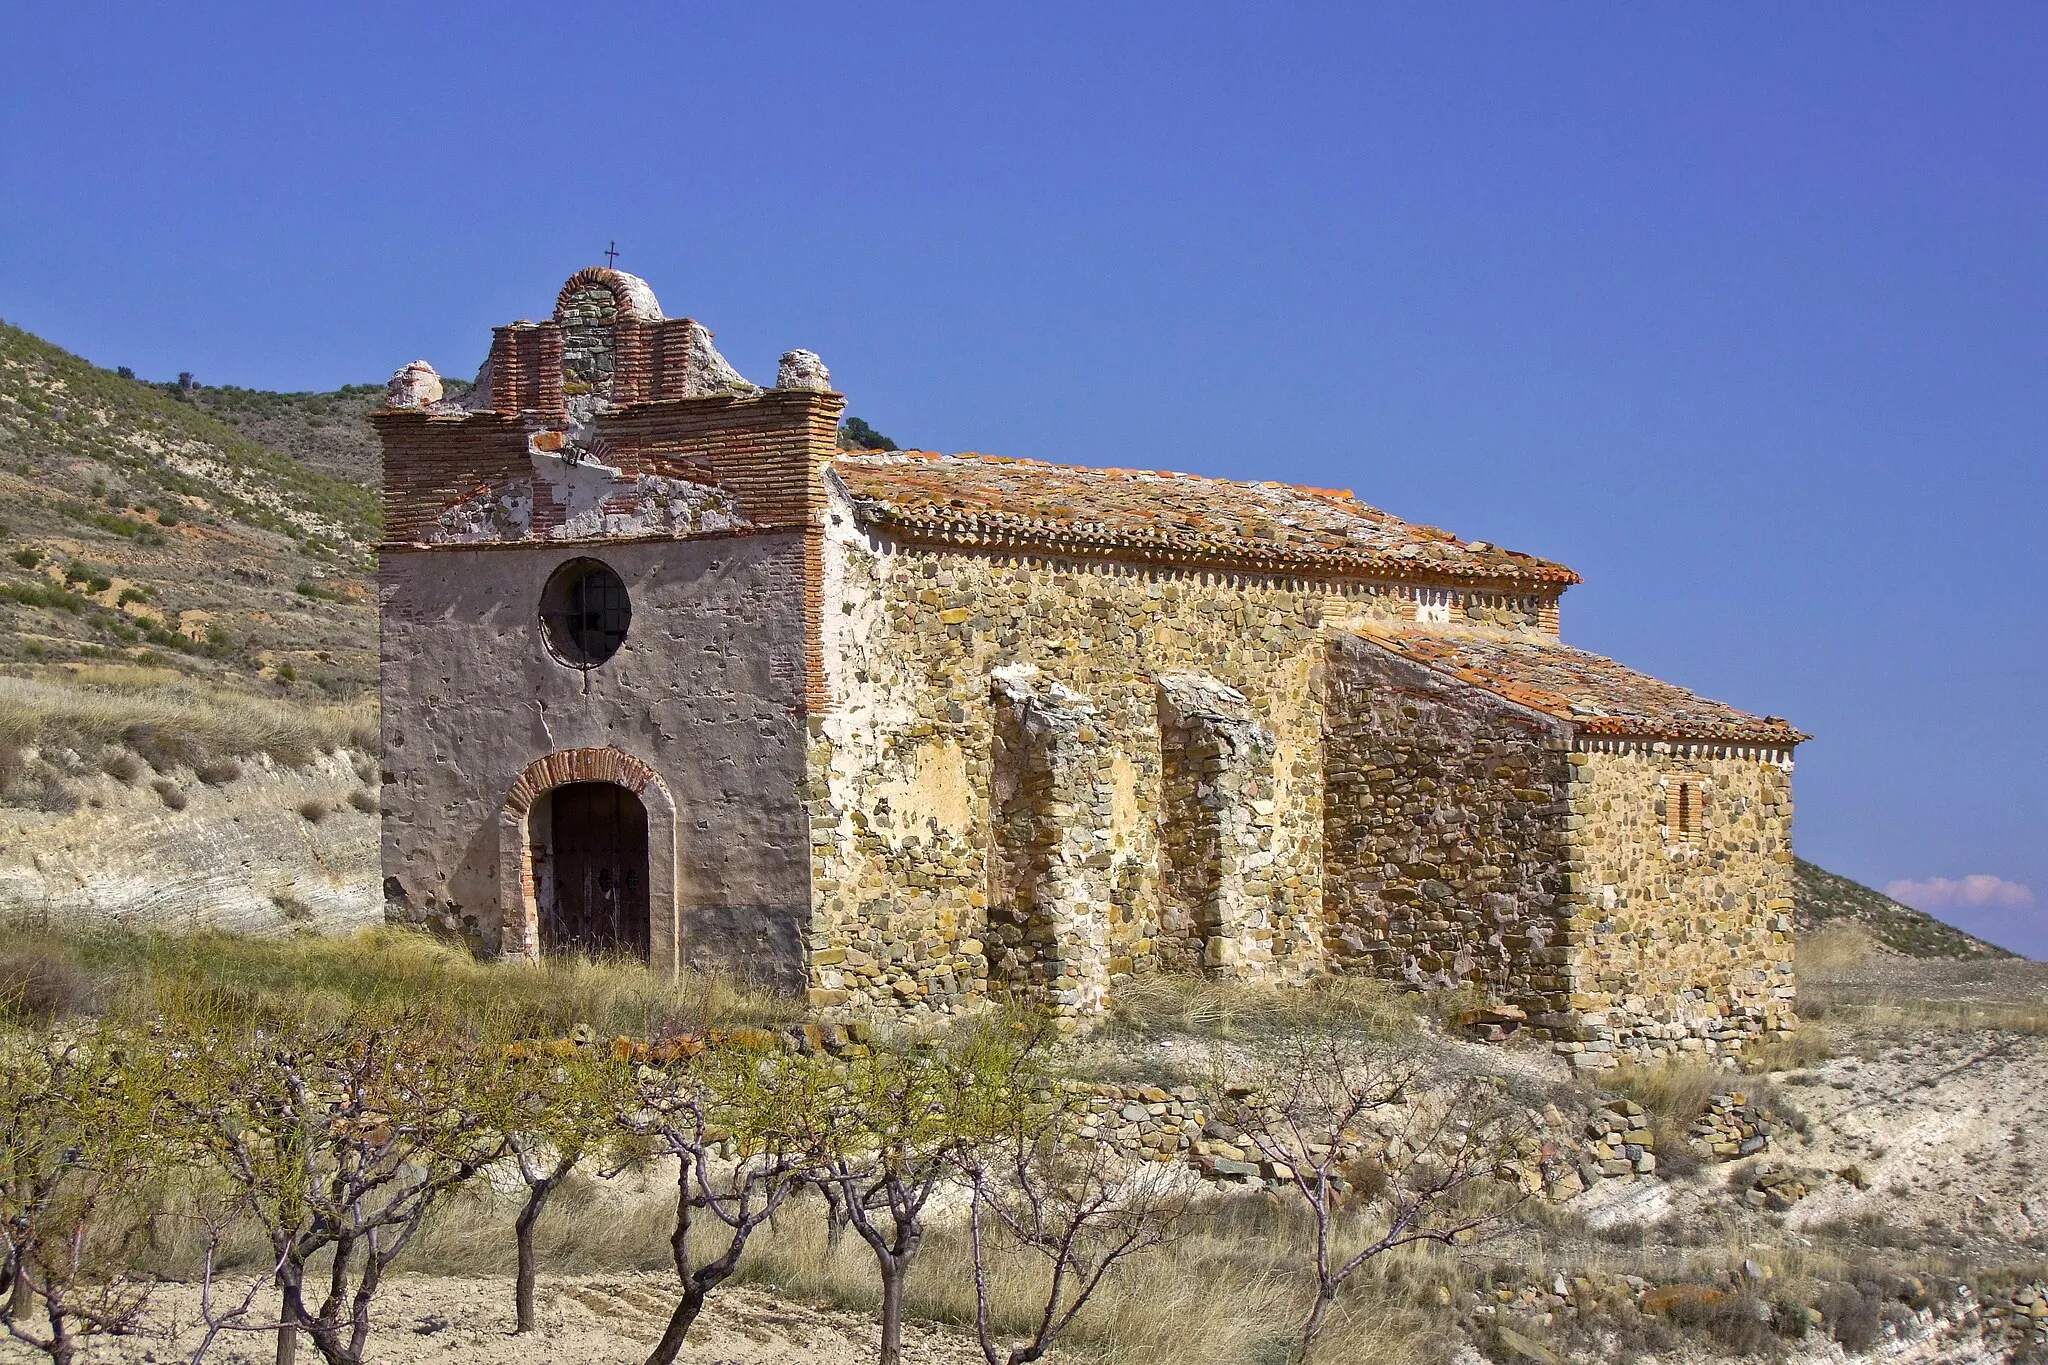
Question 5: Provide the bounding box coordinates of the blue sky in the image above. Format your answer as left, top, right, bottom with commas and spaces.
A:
3, 4, 2043, 952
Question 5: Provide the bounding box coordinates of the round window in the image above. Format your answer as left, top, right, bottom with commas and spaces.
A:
540, 558, 631, 668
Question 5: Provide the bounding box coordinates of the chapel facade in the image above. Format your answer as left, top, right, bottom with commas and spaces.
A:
374, 267, 1806, 1065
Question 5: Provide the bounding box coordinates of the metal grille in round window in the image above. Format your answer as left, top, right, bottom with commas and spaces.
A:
541, 558, 631, 668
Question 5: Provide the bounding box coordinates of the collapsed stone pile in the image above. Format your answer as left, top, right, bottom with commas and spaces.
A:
1077, 1082, 1677, 1200
1075, 1083, 1206, 1163
1736, 1164, 1808, 1211
1982, 1283, 2048, 1349
1582, 1098, 1656, 1177
1693, 1091, 1771, 1159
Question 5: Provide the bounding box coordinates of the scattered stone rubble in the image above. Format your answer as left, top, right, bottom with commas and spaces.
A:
1467, 1266, 2014, 1355
1694, 1090, 1772, 1159
1582, 1098, 1658, 1178
1735, 1164, 1809, 1212
1982, 1282, 2048, 1349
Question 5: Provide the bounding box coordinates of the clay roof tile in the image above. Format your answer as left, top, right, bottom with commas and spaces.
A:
829, 451, 1579, 589
1351, 625, 1807, 748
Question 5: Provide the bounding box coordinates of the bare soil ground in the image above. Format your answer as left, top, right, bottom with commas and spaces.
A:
1, 1279, 982, 1365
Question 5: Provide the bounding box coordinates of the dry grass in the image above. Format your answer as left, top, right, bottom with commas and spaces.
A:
1798, 926, 1882, 974
121, 1171, 1468, 1365
1802, 994, 2048, 1037
1605, 1059, 1732, 1160
1740, 1021, 1837, 1073
1107, 970, 1428, 1042
0, 673, 375, 781
0, 921, 806, 1039
1789, 926, 2048, 1038
391, 1181, 1464, 1365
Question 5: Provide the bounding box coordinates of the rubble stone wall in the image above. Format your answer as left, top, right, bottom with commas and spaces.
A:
987, 667, 1116, 1019
378, 534, 814, 988
1320, 631, 1575, 1011
1155, 673, 1280, 978
1559, 745, 1797, 1063
805, 500, 1558, 1014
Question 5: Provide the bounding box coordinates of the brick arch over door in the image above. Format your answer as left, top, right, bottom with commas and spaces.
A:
497, 747, 681, 972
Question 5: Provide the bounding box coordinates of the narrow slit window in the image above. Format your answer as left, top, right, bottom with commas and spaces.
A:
1670, 779, 1703, 844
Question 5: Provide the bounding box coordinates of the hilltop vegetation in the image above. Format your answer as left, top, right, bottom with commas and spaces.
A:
184, 373, 470, 489
0, 320, 377, 696
1794, 857, 2012, 959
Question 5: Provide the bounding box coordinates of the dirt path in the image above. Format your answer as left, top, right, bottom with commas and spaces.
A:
0, 1276, 984, 1365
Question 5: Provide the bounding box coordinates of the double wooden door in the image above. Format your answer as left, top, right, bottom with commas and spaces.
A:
541, 782, 650, 960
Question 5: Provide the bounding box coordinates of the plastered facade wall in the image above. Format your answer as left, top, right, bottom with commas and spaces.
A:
804, 496, 1562, 1015
1559, 746, 1797, 1059
1320, 633, 1575, 1011
378, 533, 814, 989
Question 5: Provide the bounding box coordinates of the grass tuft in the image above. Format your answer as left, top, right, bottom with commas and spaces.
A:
1108, 970, 1420, 1041
0, 675, 371, 791
0, 921, 805, 1041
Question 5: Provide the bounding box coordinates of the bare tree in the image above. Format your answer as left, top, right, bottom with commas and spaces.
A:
489, 1042, 627, 1333
1208, 1036, 1533, 1362
0, 1025, 166, 1365
616, 1039, 822, 1365
802, 1026, 1025, 1365
960, 1100, 1187, 1365
175, 1198, 291, 1365
169, 1008, 503, 1365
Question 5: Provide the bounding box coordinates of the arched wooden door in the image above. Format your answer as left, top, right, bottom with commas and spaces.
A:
539, 781, 650, 960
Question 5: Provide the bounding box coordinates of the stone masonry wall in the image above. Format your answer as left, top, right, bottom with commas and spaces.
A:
1321, 633, 1575, 1012
1558, 746, 1797, 1066
986, 666, 1116, 1020
805, 489, 1561, 1016
1155, 673, 1281, 978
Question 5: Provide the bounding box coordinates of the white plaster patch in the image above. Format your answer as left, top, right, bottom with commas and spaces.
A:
865, 739, 975, 847
422, 457, 749, 544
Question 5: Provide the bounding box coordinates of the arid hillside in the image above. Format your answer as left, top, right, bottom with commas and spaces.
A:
0, 321, 377, 695
1795, 858, 2012, 959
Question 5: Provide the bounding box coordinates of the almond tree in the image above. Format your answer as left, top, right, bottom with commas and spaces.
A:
811, 1035, 1011, 1365
1207, 1037, 1534, 1363
615, 1037, 824, 1365
169, 1008, 504, 1365
960, 1099, 1187, 1365
0, 1025, 167, 1365
802, 1026, 1025, 1365
490, 1040, 629, 1333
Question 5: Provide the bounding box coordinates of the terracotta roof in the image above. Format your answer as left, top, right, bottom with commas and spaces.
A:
1353, 625, 1807, 747
828, 451, 1579, 589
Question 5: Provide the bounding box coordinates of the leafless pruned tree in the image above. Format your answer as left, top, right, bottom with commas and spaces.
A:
615, 1039, 821, 1365
961, 1101, 1188, 1365
1208, 1035, 1534, 1362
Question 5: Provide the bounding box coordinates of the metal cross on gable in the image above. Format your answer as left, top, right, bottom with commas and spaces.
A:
604, 241, 620, 269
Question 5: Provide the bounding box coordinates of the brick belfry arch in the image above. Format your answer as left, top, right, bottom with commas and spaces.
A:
497, 747, 680, 971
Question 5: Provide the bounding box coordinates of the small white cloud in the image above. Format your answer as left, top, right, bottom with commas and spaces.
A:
1885, 874, 2036, 912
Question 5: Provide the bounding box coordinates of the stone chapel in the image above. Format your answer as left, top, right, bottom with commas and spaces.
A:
374, 266, 1806, 1065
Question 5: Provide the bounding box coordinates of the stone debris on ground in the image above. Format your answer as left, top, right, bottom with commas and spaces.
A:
1693, 1089, 1773, 1159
